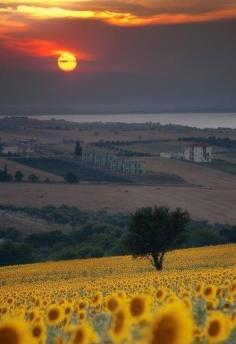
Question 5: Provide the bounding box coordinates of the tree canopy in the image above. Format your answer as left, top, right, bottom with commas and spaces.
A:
65, 172, 79, 184
14, 170, 24, 182
126, 206, 190, 270
28, 174, 39, 183
75, 140, 82, 157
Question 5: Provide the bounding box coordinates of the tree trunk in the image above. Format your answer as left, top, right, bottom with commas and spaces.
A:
151, 252, 165, 271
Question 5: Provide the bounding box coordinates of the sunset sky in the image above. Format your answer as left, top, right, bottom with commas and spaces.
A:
1, 0, 236, 114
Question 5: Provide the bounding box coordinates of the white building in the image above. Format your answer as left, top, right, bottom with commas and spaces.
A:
184, 145, 212, 163
160, 152, 184, 159
82, 147, 146, 176
1, 140, 36, 156
160, 152, 172, 159
2, 146, 18, 155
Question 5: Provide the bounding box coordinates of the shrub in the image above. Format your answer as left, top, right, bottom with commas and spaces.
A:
14, 170, 24, 182
28, 174, 39, 183
65, 172, 78, 184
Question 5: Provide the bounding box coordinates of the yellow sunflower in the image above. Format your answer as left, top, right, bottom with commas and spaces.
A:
106, 294, 120, 313
155, 288, 168, 303
203, 285, 217, 301
46, 305, 64, 326
129, 295, 150, 322
109, 306, 130, 343
68, 323, 98, 344
91, 292, 103, 308
145, 301, 193, 344
31, 320, 46, 342
205, 312, 232, 343
0, 318, 34, 344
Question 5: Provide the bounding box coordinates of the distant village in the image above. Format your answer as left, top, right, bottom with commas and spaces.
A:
0, 138, 39, 157
0, 134, 213, 179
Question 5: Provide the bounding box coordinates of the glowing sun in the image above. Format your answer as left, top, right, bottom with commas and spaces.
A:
58, 52, 78, 72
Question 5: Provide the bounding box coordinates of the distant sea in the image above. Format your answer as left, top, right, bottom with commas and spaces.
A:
3, 113, 236, 129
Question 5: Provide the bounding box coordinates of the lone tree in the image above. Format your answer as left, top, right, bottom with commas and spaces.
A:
0, 164, 13, 182
75, 140, 82, 157
14, 170, 24, 182
126, 206, 190, 271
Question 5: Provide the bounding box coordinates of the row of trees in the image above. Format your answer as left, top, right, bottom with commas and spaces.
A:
0, 164, 79, 184
0, 208, 129, 265
0, 165, 39, 183
179, 136, 236, 149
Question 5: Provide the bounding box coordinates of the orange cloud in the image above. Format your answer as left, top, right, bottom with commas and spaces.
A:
7, 4, 236, 26
2, 2, 236, 28
111, 7, 236, 26
0, 16, 27, 35
1, 1, 236, 60
3, 37, 91, 60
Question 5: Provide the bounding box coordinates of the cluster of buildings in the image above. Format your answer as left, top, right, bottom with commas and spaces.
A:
183, 144, 212, 163
0, 139, 39, 157
82, 147, 146, 176
160, 144, 212, 163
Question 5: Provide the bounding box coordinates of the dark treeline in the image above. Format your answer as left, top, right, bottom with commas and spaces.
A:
0, 164, 40, 183
179, 136, 236, 149
0, 205, 236, 266
0, 165, 13, 182
92, 139, 172, 147
91, 140, 152, 157
92, 140, 154, 147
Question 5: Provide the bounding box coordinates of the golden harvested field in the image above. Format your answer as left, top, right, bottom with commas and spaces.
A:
1, 128, 180, 144
1, 124, 236, 145
0, 183, 236, 224
1, 244, 236, 343
0, 158, 63, 182
144, 157, 236, 188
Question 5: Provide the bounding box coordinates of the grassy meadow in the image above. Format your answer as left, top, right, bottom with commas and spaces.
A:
1, 244, 236, 343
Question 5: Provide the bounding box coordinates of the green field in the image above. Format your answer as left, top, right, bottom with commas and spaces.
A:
9, 157, 185, 185
10, 157, 131, 183
206, 159, 236, 175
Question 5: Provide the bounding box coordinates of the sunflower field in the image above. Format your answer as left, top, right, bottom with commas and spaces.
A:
1, 244, 236, 344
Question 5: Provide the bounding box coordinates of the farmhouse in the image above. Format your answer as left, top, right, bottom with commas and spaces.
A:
1, 139, 38, 156
160, 152, 173, 159
2, 146, 18, 155
184, 144, 212, 163
82, 147, 146, 176
160, 152, 184, 159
